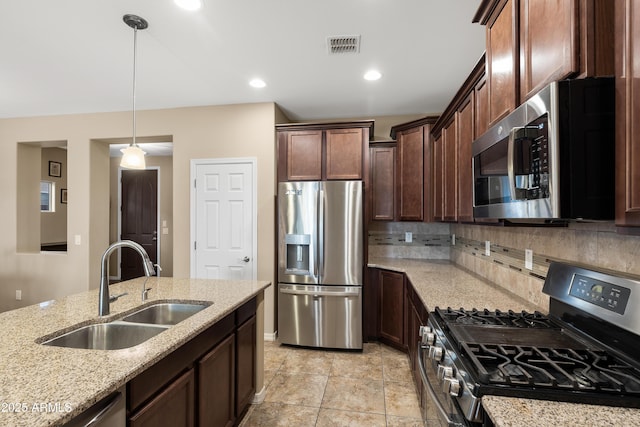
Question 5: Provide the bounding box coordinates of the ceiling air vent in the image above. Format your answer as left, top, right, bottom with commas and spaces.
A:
327, 35, 361, 54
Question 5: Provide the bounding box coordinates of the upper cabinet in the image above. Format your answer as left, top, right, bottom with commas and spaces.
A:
474, 0, 614, 126
388, 117, 438, 222
370, 143, 396, 221
276, 121, 373, 182
431, 56, 486, 223
615, 0, 640, 230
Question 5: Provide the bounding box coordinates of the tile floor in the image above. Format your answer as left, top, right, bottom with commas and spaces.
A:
239, 341, 423, 426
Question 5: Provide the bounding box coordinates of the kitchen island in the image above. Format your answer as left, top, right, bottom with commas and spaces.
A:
0, 276, 270, 426
368, 257, 640, 427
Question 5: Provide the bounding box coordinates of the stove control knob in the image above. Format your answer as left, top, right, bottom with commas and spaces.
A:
419, 326, 434, 345
445, 378, 462, 397
437, 364, 453, 381
428, 346, 444, 361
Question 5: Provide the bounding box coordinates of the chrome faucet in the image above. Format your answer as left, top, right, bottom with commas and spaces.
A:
99, 240, 156, 316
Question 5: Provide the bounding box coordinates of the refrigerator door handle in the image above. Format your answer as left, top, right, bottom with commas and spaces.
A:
279, 287, 360, 297
317, 188, 324, 282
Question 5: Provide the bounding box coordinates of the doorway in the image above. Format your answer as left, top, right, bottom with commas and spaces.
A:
190, 158, 257, 280
120, 168, 159, 280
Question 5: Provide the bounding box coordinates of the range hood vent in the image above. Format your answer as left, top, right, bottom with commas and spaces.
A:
327, 35, 361, 54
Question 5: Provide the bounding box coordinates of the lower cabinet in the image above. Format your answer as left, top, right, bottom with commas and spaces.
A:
129, 369, 195, 427
199, 334, 235, 427
127, 298, 256, 427
378, 269, 406, 350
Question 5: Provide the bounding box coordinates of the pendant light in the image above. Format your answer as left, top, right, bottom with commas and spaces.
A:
120, 14, 148, 170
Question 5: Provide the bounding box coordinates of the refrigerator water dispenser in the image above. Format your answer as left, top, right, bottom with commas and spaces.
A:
285, 234, 310, 274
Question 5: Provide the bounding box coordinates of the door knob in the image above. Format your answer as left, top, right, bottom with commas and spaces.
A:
242, 256, 250, 263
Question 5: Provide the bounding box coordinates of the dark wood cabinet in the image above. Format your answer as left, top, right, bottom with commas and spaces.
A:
432, 133, 444, 221
370, 144, 396, 221
615, 0, 640, 229
396, 127, 425, 221
388, 117, 438, 223
326, 128, 364, 180
457, 94, 474, 223
130, 369, 195, 427
235, 315, 256, 418
485, 0, 519, 125
126, 298, 257, 427
475, 0, 614, 126
405, 281, 428, 397
277, 121, 373, 182
474, 73, 489, 138
442, 117, 458, 222
378, 269, 405, 350
199, 334, 236, 427
519, 0, 577, 100
284, 130, 322, 181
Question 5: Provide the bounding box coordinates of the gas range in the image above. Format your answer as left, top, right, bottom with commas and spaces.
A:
418, 262, 640, 426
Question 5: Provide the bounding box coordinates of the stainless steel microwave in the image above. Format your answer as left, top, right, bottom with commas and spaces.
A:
472, 77, 615, 221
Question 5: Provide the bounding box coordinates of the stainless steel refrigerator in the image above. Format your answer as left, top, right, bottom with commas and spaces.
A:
277, 180, 363, 349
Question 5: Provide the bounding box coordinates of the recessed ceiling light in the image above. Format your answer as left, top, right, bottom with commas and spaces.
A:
174, 0, 203, 11
249, 78, 267, 88
364, 70, 382, 81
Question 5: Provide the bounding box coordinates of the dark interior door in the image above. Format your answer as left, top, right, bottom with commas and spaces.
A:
121, 169, 158, 280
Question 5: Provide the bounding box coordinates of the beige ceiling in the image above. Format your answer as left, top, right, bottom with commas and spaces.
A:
0, 0, 485, 121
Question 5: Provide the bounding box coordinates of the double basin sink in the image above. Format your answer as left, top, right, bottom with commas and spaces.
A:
41, 302, 211, 350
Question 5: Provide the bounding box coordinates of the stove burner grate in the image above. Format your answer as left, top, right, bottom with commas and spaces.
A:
437, 307, 554, 328
461, 343, 640, 394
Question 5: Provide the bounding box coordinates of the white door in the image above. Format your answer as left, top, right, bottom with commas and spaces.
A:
191, 158, 257, 280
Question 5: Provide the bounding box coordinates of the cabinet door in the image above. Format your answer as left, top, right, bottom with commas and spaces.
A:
475, 74, 489, 138
457, 94, 474, 223
443, 117, 458, 222
615, 0, 640, 227
370, 145, 396, 221
129, 369, 195, 427
236, 315, 256, 418
198, 333, 236, 427
286, 130, 322, 181
432, 133, 444, 221
519, 0, 578, 100
487, 0, 519, 125
397, 127, 424, 221
325, 128, 363, 180
379, 270, 405, 349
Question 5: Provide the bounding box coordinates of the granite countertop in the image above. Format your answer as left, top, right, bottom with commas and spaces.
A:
0, 276, 271, 427
368, 257, 640, 427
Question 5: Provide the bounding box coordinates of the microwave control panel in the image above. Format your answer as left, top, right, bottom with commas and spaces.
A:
515, 118, 549, 200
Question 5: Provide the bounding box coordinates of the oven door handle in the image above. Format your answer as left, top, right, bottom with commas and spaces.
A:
417, 342, 465, 427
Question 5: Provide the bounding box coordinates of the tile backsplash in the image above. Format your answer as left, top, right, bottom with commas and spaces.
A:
368, 222, 451, 259
369, 220, 640, 312
451, 222, 640, 311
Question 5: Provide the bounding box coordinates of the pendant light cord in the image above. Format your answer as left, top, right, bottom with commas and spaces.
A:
132, 26, 138, 147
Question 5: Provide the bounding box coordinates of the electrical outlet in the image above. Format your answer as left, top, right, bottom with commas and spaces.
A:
15, 290, 22, 301
451, 234, 456, 246
485, 241, 491, 256
525, 249, 533, 270
74, 234, 81, 245
405, 232, 413, 243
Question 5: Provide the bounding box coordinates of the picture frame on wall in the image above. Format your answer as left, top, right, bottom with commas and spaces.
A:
60, 189, 67, 204
49, 161, 62, 177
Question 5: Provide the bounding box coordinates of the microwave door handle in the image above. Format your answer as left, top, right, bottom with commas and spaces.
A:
507, 127, 519, 200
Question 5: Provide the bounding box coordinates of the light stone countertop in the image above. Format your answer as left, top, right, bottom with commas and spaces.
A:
368, 257, 640, 427
0, 276, 271, 427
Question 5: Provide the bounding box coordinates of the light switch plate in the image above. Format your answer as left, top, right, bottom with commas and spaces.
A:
485, 241, 491, 257
74, 235, 81, 245
451, 234, 456, 246
162, 227, 169, 235
15, 290, 21, 300
525, 249, 533, 270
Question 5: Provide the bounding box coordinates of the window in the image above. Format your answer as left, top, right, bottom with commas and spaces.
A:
40, 181, 55, 212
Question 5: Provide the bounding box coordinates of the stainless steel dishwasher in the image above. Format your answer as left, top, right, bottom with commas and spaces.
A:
64, 387, 125, 427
